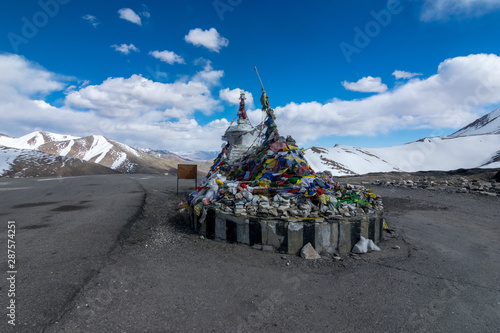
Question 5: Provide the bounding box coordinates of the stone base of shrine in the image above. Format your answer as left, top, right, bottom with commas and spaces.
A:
190, 208, 384, 255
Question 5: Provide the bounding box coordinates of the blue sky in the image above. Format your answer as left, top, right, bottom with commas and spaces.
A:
1, 0, 500, 152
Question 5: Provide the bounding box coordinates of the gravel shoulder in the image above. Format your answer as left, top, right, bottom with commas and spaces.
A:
44, 173, 500, 333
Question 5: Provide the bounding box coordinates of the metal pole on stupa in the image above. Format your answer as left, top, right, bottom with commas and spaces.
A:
254, 66, 275, 119
254, 66, 265, 92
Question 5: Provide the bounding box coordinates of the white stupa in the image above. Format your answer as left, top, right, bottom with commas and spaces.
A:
222, 92, 259, 162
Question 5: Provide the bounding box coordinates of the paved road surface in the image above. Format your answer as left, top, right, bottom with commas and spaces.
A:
0, 175, 146, 332
1, 175, 499, 332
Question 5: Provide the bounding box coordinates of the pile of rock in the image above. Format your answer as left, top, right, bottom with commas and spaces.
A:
369, 177, 499, 196
202, 179, 383, 219
454, 179, 499, 196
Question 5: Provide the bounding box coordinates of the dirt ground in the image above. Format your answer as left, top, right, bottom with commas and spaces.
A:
42, 171, 500, 333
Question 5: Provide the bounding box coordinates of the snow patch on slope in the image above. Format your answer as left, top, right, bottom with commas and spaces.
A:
83, 135, 113, 163
116, 142, 141, 157
111, 152, 127, 169
59, 139, 75, 156
0, 147, 19, 175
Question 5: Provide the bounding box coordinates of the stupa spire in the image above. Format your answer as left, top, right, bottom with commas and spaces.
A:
237, 91, 248, 122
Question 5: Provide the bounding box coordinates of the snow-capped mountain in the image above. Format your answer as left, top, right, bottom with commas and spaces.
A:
138, 148, 190, 162
174, 150, 219, 161
36, 135, 183, 174
0, 146, 116, 178
35, 135, 136, 172
138, 148, 218, 161
0, 131, 210, 177
0, 131, 79, 150
307, 108, 500, 176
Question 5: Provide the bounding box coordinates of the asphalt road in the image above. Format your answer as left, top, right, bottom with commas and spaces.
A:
0, 175, 146, 332
1, 175, 499, 332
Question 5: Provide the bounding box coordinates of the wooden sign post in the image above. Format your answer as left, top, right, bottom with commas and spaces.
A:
177, 164, 198, 194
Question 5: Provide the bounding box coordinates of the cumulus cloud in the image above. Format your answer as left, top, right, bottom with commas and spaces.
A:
118, 8, 142, 25
0, 55, 103, 136
65, 62, 224, 119
0, 54, 65, 96
392, 70, 423, 80
342, 76, 388, 93
149, 50, 185, 65
192, 61, 224, 87
111, 43, 139, 55
109, 118, 230, 152
262, 54, 500, 145
82, 14, 100, 28
219, 88, 254, 109
184, 28, 229, 53
421, 0, 500, 21
65, 74, 220, 117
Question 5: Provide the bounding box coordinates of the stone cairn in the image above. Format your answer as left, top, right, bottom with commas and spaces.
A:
186, 90, 383, 222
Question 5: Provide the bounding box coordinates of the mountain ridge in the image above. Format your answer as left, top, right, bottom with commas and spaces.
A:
0, 146, 117, 178
1, 107, 499, 178
307, 108, 500, 176
449, 107, 500, 137
0, 132, 212, 177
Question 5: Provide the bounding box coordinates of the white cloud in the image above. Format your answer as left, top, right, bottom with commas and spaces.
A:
65, 74, 220, 117
261, 54, 500, 145
0, 55, 101, 136
421, 0, 500, 21
111, 43, 139, 55
118, 8, 142, 26
342, 76, 388, 93
219, 88, 255, 109
392, 70, 423, 80
99, 117, 230, 152
184, 28, 229, 53
63, 61, 225, 121
0, 54, 65, 96
149, 50, 185, 65
192, 61, 224, 87
82, 14, 100, 28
